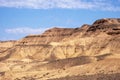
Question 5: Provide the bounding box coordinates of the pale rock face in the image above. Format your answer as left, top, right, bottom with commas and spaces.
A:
0, 18, 120, 80
0, 41, 15, 47
0, 19, 120, 60
0, 41, 16, 56
0, 18, 120, 61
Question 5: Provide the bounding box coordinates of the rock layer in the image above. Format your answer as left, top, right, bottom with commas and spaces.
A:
0, 18, 120, 80
0, 18, 120, 61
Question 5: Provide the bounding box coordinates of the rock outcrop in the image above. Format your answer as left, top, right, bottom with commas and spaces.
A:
0, 40, 16, 53
0, 18, 119, 61
0, 18, 120, 80
17, 27, 74, 45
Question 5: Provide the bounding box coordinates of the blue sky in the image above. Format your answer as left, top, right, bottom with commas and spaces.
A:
0, 0, 120, 40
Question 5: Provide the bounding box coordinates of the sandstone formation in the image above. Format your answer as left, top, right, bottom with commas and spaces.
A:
0, 18, 120, 80
3, 18, 119, 61
0, 40, 16, 52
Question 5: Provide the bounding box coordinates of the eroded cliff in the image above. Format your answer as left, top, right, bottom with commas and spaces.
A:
0, 18, 120, 80
0, 18, 119, 61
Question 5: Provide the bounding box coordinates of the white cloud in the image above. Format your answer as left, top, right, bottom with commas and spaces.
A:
0, 0, 120, 11
0, 0, 94, 9
5, 27, 46, 34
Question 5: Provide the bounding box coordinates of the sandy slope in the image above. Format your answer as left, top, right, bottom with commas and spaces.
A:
0, 18, 120, 80
0, 55, 120, 80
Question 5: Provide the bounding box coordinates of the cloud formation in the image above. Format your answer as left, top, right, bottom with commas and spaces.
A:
5, 27, 45, 34
0, 0, 120, 11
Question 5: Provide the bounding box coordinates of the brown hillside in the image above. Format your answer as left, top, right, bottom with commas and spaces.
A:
0, 18, 120, 80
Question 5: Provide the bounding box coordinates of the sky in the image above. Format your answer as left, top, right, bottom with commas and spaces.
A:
0, 0, 120, 40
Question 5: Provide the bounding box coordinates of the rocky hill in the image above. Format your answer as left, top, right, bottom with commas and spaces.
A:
1, 18, 119, 61
0, 18, 120, 80
18, 27, 74, 45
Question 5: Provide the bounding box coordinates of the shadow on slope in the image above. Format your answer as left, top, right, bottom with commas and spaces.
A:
49, 73, 120, 80
0, 47, 15, 61
32, 56, 97, 70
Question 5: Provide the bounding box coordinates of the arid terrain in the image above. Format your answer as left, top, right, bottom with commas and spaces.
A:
0, 18, 120, 80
